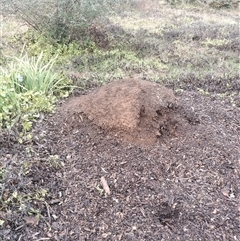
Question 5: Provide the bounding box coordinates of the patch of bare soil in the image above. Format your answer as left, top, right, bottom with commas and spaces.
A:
0, 80, 240, 241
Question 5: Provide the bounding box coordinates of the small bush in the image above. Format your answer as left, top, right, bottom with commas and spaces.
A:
3, 0, 138, 43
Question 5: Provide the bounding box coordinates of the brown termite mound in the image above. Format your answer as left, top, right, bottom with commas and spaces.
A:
63, 79, 187, 145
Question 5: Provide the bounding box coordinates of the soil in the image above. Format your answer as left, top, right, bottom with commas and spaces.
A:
62, 79, 182, 146
1, 79, 239, 241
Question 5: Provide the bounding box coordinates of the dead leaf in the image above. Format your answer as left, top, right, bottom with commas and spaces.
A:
101, 176, 111, 195
221, 188, 229, 197
23, 216, 39, 226
102, 232, 111, 238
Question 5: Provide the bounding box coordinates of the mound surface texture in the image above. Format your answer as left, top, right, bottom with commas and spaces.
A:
64, 79, 185, 145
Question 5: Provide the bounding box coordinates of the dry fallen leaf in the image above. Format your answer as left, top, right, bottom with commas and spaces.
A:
0, 219, 4, 226
221, 188, 229, 197
100, 176, 111, 195
102, 232, 111, 238
23, 216, 39, 226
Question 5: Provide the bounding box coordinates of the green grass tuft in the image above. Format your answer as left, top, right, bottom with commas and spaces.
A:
0, 52, 73, 131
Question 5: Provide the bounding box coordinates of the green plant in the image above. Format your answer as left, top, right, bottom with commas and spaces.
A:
31, 188, 49, 202
4, 52, 69, 94
47, 155, 61, 168
0, 168, 6, 182
26, 32, 96, 63
0, 52, 72, 131
201, 38, 231, 48
4, 0, 137, 43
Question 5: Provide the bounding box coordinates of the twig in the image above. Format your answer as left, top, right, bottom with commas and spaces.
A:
15, 224, 25, 231
17, 234, 23, 241
35, 238, 51, 241
45, 201, 51, 223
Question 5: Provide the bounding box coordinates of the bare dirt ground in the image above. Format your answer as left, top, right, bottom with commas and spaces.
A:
1, 78, 239, 241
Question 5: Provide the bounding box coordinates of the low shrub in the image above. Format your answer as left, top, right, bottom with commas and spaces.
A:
3, 0, 139, 44
165, 0, 239, 8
